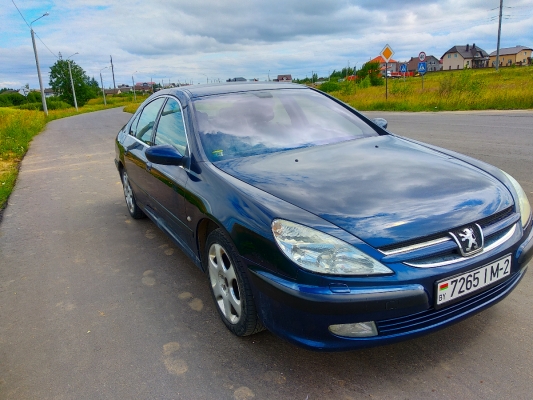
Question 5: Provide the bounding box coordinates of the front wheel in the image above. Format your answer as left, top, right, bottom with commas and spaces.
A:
121, 170, 145, 219
206, 229, 264, 336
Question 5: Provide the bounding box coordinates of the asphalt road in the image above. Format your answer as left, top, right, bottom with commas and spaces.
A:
0, 108, 532, 400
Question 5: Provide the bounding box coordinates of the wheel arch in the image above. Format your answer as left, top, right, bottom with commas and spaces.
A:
196, 217, 222, 272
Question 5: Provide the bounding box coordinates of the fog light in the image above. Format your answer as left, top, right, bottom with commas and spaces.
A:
328, 322, 378, 338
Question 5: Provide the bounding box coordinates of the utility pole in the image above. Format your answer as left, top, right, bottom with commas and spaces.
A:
100, 67, 108, 106
495, 0, 503, 70
30, 13, 49, 116
110, 55, 116, 89
68, 61, 77, 111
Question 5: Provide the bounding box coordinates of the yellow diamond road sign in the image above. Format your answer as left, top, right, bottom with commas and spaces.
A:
381, 44, 394, 63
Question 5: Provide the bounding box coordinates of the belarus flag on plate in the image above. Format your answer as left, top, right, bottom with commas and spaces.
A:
439, 283, 449, 291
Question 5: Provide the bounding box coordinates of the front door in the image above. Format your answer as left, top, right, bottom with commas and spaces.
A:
123, 97, 166, 206
149, 97, 193, 250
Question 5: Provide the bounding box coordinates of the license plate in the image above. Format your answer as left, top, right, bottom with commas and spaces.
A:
435, 255, 512, 307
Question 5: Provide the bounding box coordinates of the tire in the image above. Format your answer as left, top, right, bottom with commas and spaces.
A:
121, 170, 145, 219
205, 229, 264, 336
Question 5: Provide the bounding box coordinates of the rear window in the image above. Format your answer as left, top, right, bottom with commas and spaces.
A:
192, 89, 377, 161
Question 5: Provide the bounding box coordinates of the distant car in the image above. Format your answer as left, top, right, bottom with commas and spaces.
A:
226, 77, 247, 82
115, 82, 532, 351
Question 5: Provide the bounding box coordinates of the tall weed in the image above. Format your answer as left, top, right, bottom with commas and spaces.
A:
333, 66, 533, 111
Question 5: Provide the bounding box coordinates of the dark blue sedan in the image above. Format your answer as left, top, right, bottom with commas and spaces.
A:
115, 82, 532, 351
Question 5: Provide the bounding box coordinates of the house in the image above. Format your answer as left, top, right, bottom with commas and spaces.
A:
104, 89, 122, 95
441, 44, 489, 70
406, 55, 441, 73
369, 56, 399, 74
276, 74, 292, 82
118, 84, 132, 92
134, 82, 155, 93
44, 88, 56, 98
489, 45, 533, 67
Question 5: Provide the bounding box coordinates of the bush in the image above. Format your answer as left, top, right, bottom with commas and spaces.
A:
27, 91, 42, 103
16, 99, 72, 111
439, 75, 454, 97
17, 103, 42, 110
317, 81, 341, 93
0, 92, 26, 107
340, 82, 356, 95
358, 76, 371, 89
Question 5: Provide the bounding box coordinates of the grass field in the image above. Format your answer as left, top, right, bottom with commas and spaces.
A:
329, 66, 533, 111
0, 95, 147, 210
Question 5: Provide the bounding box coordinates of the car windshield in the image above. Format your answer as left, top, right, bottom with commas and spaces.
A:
193, 89, 379, 161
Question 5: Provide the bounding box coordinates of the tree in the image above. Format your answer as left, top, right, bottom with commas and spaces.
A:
49, 60, 98, 107
330, 67, 356, 81
355, 61, 383, 86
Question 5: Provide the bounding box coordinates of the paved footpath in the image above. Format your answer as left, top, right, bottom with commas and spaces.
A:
1, 108, 532, 400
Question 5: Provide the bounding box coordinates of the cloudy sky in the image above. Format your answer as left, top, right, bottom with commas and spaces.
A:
1, 0, 532, 89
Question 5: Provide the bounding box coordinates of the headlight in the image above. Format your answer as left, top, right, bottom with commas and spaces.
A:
272, 219, 393, 275
502, 171, 531, 228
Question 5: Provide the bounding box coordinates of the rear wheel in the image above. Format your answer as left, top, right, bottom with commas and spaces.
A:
206, 229, 264, 336
121, 170, 145, 219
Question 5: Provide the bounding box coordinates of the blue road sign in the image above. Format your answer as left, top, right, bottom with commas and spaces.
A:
418, 62, 427, 75
400, 64, 407, 73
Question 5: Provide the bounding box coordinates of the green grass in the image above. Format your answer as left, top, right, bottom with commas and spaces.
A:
327, 66, 533, 111
0, 108, 46, 208
0, 94, 147, 210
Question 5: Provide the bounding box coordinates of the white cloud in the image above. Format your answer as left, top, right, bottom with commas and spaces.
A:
1, 0, 532, 89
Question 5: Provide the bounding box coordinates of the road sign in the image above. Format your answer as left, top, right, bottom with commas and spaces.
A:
419, 52, 426, 62
380, 44, 395, 63
400, 64, 407, 73
418, 62, 427, 75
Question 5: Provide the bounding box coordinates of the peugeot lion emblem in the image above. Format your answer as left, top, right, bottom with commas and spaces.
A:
449, 224, 484, 257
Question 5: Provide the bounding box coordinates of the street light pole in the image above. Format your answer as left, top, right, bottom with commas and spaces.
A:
67, 52, 79, 111
100, 67, 108, 106
30, 13, 49, 116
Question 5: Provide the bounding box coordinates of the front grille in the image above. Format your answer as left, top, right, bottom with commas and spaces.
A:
376, 271, 522, 336
379, 206, 519, 267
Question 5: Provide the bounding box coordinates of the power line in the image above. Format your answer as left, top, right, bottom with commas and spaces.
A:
34, 31, 58, 59
11, 0, 58, 60
11, 0, 30, 28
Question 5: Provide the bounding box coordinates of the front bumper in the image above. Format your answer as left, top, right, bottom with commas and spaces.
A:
249, 265, 527, 351
247, 221, 533, 351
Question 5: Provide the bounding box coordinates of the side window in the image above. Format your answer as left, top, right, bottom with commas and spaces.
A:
132, 97, 166, 145
154, 98, 188, 155
128, 113, 141, 136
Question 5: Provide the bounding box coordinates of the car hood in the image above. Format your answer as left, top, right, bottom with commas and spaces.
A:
213, 135, 513, 248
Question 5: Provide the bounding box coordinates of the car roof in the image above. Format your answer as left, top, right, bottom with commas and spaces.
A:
166, 82, 307, 99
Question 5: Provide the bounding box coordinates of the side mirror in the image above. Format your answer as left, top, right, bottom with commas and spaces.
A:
371, 118, 388, 130
145, 145, 184, 166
